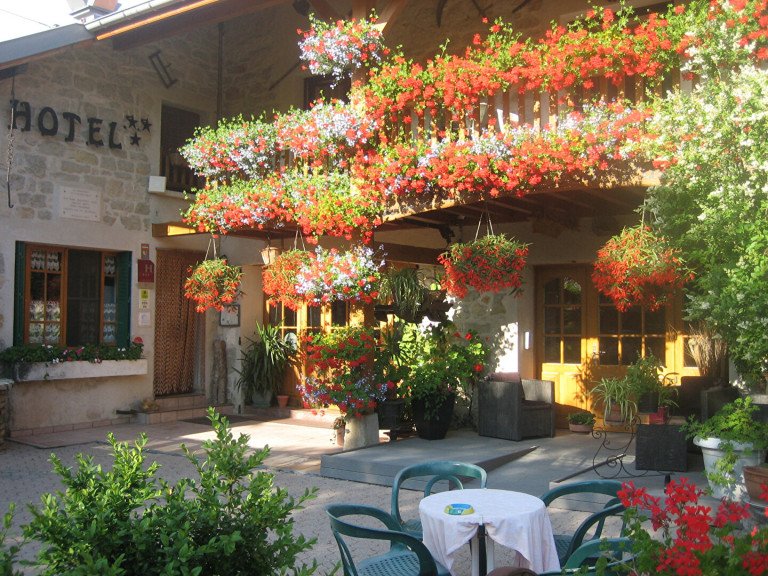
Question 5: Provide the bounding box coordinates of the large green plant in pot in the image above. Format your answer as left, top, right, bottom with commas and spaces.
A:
683, 396, 768, 499
401, 323, 488, 440
236, 323, 296, 407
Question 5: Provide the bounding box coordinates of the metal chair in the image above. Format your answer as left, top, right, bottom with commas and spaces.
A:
391, 460, 488, 539
326, 503, 450, 576
486, 537, 632, 576
538, 537, 634, 575
540, 480, 626, 566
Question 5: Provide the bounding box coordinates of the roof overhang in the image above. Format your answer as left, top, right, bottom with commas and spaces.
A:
0, 24, 95, 73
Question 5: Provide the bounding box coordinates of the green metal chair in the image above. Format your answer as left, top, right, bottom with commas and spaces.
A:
486, 538, 633, 576
391, 460, 488, 539
326, 503, 450, 576
539, 537, 634, 575
540, 480, 626, 566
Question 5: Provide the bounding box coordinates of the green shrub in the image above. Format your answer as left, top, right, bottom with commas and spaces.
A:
0, 505, 23, 576
23, 409, 317, 575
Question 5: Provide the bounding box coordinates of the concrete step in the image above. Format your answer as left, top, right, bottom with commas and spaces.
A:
134, 397, 233, 425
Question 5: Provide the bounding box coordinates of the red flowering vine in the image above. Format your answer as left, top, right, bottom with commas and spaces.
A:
183, 258, 242, 313
438, 234, 529, 299
592, 225, 693, 312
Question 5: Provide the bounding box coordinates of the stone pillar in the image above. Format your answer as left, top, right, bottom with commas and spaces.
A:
211, 339, 228, 405
0, 379, 11, 448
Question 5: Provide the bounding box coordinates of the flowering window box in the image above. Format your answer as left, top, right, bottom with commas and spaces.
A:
11, 359, 148, 382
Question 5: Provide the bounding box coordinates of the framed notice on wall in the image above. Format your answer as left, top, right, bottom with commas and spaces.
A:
219, 304, 240, 327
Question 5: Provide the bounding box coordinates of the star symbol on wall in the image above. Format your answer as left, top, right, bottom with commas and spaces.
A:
141, 118, 152, 132
125, 115, 138, 129
130, 134, 141, 146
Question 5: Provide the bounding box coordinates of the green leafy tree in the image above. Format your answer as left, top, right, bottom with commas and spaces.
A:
644, 64, 768, 389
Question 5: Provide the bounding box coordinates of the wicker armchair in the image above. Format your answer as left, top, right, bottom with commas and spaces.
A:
478, 373, 556, 441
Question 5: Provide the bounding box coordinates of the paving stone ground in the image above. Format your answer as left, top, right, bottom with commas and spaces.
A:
1, 416, 698, 575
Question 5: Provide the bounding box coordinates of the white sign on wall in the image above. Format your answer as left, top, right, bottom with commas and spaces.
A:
60, 188, 102, 221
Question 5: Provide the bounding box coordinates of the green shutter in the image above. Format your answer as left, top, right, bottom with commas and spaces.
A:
116, 251, 132, 347
13, 242, 26, 345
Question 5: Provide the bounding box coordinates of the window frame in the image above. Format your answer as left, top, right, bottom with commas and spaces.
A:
15, 242, 131, 348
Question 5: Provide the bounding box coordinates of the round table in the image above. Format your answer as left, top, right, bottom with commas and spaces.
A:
419, 488, 560, 576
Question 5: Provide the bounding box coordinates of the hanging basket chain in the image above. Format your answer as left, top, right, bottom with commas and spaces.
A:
6, 73, 16, 209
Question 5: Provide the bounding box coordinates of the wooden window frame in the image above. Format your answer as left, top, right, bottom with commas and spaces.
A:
15, 242, 131, 347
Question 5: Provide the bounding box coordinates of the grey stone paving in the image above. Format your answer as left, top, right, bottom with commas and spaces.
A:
0, 417, 707, 575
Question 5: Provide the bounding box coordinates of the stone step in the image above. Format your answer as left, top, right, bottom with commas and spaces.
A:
152, 393, 209, 411
134, 403, 233, 425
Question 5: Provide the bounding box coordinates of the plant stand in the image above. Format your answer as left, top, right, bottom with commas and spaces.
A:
344, 413, 379, 451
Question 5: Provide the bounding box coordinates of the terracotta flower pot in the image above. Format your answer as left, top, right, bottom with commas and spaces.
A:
744, 465, 768, 503
569, 423, 594, 434
276, 394, 289, 408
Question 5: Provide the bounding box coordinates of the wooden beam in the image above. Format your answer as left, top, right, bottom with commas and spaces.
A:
352, 0, 376, 19
307, 0, 341, 20
376, 0, 408, 33
379, 242, 444, 265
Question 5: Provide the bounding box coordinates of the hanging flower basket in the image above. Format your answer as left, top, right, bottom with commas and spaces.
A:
262, 249, 312, 310
437, 234, 529, 299
298, 13, 386, 84
184, 258, 242, 313
262, 246, 384, 310
592, 225, 693, 312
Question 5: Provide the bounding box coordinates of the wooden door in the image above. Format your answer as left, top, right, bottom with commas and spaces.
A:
536, 265, 594, 425
536, 264, 696, 426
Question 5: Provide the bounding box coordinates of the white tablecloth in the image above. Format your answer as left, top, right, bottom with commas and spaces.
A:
419, 488, 560, 575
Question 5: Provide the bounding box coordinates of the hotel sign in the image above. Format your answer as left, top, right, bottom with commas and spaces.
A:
9, 100, 150, 148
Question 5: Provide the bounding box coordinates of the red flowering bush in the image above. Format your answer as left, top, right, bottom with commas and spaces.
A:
184, 258, 242, 313
438, 234, 529, 299
618, 478, 768, 576
298, 326, 393, 418
298, 13, 386, 84
592, 225, 693, 312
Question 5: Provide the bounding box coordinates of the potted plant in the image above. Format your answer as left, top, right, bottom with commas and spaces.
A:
235, 323, 297, 407
401, 323, 488, 440
682, 396, 768, 499
624, 354, 664, 414
376, 267, 428, 324
567, 411, 595, 433
743, 463, 768, 503
590, 376, 637, 426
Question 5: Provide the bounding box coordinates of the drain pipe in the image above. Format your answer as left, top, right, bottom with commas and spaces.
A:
216, 22, 223, 122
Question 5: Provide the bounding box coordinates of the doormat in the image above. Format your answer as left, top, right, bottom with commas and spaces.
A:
182, 415, 258, 426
